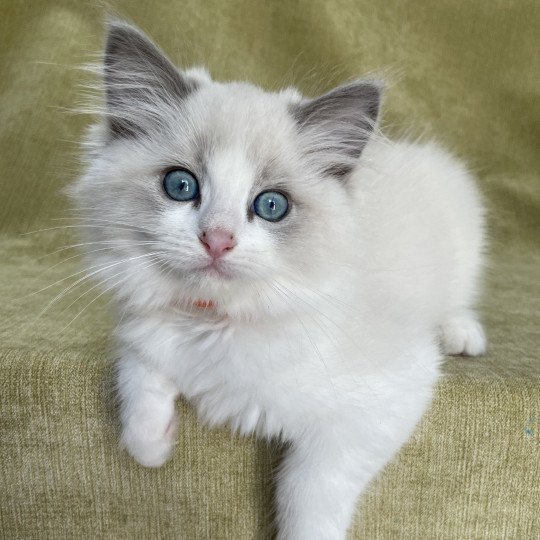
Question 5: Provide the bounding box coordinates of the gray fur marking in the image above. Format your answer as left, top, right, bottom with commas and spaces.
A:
291, 81, 381, 178
104, 20, 197, 138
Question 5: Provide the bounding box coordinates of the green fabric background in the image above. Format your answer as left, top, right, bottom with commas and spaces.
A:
1, 1, 538, 538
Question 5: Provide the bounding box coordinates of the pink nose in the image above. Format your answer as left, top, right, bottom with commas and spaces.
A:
199, 229, 236, 259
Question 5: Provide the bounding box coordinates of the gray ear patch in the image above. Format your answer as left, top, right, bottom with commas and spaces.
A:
104, 20, 197, 138
291, 81, 382, 178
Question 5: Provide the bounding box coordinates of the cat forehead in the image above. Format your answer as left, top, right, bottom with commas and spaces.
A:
206, 147, 257, 193
185, 82, 301, 146
158, 82, 303, 180
199, 142, 292, 203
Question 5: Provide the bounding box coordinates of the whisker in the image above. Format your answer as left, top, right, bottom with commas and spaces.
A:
58, 256, 164, 333
22, 223, 155, 236
38, 242, 161, 274
58, 254, 163, 316
36, 240, 128, 260
32, 252, 160, 317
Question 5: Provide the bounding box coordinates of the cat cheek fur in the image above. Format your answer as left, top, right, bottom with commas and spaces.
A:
70, 20, 487, 539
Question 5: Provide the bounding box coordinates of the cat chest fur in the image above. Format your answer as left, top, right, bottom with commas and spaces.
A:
118, 310, 440, 441
120, 312, 337, 433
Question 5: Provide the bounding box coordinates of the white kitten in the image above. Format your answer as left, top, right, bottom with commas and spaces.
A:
70, 21, 486, 539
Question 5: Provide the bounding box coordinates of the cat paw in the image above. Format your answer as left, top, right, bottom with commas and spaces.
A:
440, 315, 486, 357
121, 413, 178, 468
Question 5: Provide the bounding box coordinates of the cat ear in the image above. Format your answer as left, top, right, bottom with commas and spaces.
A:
291, 80, 382, 178
103, 20, 198, 138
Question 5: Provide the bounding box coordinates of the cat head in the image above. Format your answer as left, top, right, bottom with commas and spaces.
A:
71, 20, 382, 318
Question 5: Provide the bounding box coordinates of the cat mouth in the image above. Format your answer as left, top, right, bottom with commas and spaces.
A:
156, 256, 234, 280
198, 260, 234, 280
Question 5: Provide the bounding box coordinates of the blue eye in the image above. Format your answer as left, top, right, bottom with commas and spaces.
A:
163, 169, 199, 201
253, 191, 289, 222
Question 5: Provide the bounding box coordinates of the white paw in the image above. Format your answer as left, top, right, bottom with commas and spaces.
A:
121, 412, 178, 468
440, 315, 486, 357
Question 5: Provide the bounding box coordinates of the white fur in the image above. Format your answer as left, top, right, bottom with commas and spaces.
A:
70, 23, 486, 539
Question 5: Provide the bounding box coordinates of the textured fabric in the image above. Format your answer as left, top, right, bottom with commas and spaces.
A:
0, 1, 538, 538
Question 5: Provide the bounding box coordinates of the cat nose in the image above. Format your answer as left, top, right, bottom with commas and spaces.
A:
199, 229, 237, 259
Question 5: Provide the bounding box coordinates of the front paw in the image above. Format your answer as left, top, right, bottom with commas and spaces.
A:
440, 314, 486, 357
121, 412, 178, 468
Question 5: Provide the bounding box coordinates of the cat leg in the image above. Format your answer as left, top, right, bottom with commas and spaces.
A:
440, 310, 486, 356
275, 430, 391, 540
117, 352, 179, 467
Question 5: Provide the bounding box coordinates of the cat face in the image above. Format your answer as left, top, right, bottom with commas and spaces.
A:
71, 21, 381, 316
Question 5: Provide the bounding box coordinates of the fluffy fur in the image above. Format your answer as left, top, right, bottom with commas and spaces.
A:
70, 20, 486, 539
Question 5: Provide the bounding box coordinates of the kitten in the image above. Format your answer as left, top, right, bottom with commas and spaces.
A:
70, 20, 486, 540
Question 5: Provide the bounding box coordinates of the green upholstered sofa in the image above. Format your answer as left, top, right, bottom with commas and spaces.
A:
1, 1, 538, 537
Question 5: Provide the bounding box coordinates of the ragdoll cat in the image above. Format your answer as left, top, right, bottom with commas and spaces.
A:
70, 20, 486, 539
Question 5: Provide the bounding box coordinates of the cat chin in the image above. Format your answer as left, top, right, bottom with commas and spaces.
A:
150, 269, 260, 311
133, 274, 290, 320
